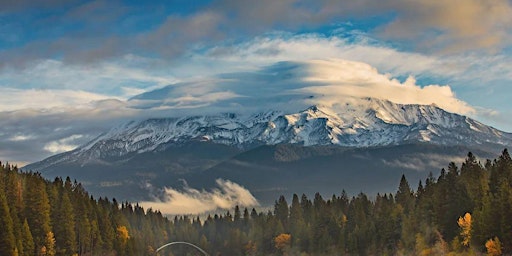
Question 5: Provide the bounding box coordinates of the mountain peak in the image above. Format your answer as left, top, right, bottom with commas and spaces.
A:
27, 97, 512, 169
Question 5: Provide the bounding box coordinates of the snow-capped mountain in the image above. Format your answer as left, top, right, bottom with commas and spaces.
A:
25, 97, 512, 204
30, 97, 512, 170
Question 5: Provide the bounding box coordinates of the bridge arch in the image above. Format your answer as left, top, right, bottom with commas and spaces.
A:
155, 241, 209, 255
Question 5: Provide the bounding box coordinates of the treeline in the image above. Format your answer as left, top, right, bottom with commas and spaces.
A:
1, 149, 512, 255
162, 150, 512, 256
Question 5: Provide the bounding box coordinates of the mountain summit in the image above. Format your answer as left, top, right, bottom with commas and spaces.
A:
25, 97, 512, 204
28, 97, 511, 172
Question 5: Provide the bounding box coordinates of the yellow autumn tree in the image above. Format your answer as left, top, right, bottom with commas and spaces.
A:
485, 237, 502, 256
41, 232, 56, 256
457, 212, 472, 247
274, 233, 291, 252
46, 232, 56, 256
117, 226, 130, 245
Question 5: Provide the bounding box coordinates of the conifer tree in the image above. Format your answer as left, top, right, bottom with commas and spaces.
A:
0, 189, 17, 256
460, 152, 488, 209
21, 219, 34, 256
243, 207, 250, 229
396, 174, 413, 212
234, 205, 241, 222
24, 175, 52, 252
54, 192, 77, 255
274, 195, 289, 228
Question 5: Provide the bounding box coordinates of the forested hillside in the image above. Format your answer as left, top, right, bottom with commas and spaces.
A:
1, 149, 512, 255
0, 163, 173, 256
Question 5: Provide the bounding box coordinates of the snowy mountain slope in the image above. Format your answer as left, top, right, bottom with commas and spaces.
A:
27, 97, 512, 171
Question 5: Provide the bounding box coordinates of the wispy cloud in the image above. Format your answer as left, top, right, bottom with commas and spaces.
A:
43, 134, 83, 153
0, 101, 137, 165
1, 0, 510, 68
8, 134, 33, 142
0, 58, 177, 98
382, 154, 466, 172
139, 179, 259, 215
0, 88, 112, 112
131, 59, 474, 116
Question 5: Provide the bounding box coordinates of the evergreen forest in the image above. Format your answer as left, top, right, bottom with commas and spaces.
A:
1, 149, 512, 255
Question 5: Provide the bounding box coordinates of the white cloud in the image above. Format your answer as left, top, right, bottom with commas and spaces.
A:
203, 34, 463, 78
0, 88, 113, 112
139, 179, 259, 215
0, 101, 140, 164
293, 59, 474, 115
135, 59, 473, 116
43, 134, 84, 153
9, 134, 33, 141
2, 33, 509, 115
199, 33, 512, 89
0, 58, 177, 99
382, 154, 466, 172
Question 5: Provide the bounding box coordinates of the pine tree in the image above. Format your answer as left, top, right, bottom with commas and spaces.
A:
243, 207, 250, 230
460, 152, 487, 209
289, 194, 307, 251
54, 192, 77, 255
490, 149, 512, 194
20, 219, 34, 256
396, 174, 414, 212
274, 195, 289, 229
24, 175, 52, 252
4, 167, 25, 254
234, 205, 241, 223
0, 189, 17, 256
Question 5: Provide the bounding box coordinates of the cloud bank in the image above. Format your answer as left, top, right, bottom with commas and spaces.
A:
131, 59, 474, 116
3, 57, 483, 165
0, 88, 111, 112
139, 179, 259, 215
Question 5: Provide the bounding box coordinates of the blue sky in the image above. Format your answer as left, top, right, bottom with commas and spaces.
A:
1, 0, 512, 165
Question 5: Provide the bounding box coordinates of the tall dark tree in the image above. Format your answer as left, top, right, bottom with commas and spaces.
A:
274, 195, 289, 229
460, 152, 487, 209
21, 218, 35, 256
234, 205, 241, 223
24, 174, 52, 253
54, 192, 77, 255
396, 174, 414, 212
0, 188, 17, 256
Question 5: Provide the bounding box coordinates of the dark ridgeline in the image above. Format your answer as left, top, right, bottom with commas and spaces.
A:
1, 149, 511, 255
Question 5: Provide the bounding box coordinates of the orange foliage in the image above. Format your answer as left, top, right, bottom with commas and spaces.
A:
485, 237, 502, 256
457, 212, 472, 246
274, 233, 291, 251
